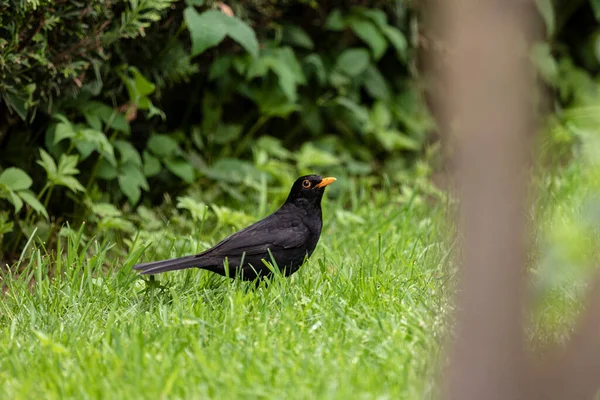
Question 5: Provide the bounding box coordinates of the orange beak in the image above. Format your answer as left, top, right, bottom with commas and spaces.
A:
315, 177, 337, 188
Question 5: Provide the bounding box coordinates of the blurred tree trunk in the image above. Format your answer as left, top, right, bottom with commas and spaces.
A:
430, 0, 600, 399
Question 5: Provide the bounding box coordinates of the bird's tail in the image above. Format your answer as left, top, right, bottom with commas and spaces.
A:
133, 255, 205, 275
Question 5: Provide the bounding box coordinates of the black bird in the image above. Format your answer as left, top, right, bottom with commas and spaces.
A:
133, 175, 336, 281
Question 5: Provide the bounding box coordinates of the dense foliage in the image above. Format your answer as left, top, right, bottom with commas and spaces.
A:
0, 0, 432, 260
1, 0, 600, 261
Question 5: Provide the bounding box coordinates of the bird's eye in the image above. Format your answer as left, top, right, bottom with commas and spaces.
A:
302, 179, 311, 188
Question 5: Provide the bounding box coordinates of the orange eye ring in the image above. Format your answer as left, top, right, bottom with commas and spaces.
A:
302, 179, 311, 188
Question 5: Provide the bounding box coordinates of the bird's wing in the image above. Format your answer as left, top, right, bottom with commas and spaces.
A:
196, 216, 309, 258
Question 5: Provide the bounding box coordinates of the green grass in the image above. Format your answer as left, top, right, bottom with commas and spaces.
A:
1, 157, 597, 399
0, 183, 450, 399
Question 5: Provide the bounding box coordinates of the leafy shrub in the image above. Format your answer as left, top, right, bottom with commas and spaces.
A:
0, 0, 176, 119
2, 0, 597, 261
0, 0, 433, 261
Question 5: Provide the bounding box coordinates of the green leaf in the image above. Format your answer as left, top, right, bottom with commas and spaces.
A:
370, 101, 392, 130
114, 140, 142, 166
261, 102, 299, 118
285, 47, 307, 75
99, 216, 136, 233
535, 0, 554, 37
347, 17, 388, 60
363, 65, 391, 101
146, 103, 166, 121
335, 48, 370, 76
130, 67, 156, 98
91, 202, 122, 218
244, 83, 300, 117
42, 154, 86, 193
3, 91, 27, 120
303, 54, 327, 85
74, 141, 96, 161
335, 97, 370, 130
261, 47, 306, 101
80, 102, 130, 134
105, 112, 129, 133
275, 47, 306, 84
247, 56, 271, 80
296, 143, 340, 169
0, 168, 32, 191
203, 158, 262, 183
136, 206, 162, 230
282, 25, 314, 49
255, 136, 293, 160
57, 154, 81, 177
53, 121, 76, 144
82, 112, 102, 131
8, 191, 23, 213
213, 124, 243, 144
148, 134, 179, 157
143, 151, 162, 177
120, 67, 157, 112
121, 163, 149, 191
186, 9, 228, 56
118, 164, 148, 204
185, 8, 259, 57
18, 190, 48, 220
76, 128, 116, 164
329, 70, 351, 88
96, 159, 119, 180
375, 129, 420, 151
37, 149, 57, 175
164, 158, 195, 183
382, 26, 407, 60
353, 7, 388, 28
218, 12, 259, 57
51, 113, 73, 127
176, 196, 208, 222
57, 177, 86, 193
325, 9, 345, 31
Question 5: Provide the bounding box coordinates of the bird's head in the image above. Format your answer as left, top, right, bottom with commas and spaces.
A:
284, 175, 336, 208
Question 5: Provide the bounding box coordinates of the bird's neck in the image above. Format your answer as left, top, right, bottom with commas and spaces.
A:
284, 198, 322, 217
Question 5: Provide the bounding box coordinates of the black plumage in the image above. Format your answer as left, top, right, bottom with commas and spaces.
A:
132, 175, 336, 281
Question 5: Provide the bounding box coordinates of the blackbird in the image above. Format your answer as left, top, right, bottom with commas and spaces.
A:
133, 175, 336, 281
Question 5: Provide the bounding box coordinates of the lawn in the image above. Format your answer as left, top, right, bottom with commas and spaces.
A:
1, 155, 591, 399
0, 181, 450, 399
